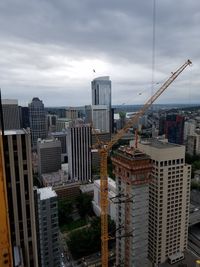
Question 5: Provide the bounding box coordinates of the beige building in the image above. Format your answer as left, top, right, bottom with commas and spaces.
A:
139, 139, 191, 266
3, 129, 38, 267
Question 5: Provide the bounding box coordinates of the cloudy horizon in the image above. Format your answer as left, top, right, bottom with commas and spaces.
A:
0, 0, 199, 106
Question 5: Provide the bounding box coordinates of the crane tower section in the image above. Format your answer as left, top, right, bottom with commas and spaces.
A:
0, 134, 13, 267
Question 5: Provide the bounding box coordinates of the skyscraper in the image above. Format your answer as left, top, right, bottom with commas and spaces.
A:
92, 76, 111, 107
67, 124, 91, 182
2, 99, 20, 130
29, 97, 46, 147
159, 114, 184, 145
112, 146, 152, 267
35, 187, 60, 267
85, 105, 110, 133
139, 139, 191, 265
91, 76, 112, 133
3, 129, 38, 267
37, 138, 61, 176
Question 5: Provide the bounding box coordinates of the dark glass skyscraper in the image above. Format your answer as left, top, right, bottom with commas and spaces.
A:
29, 98, 46, 147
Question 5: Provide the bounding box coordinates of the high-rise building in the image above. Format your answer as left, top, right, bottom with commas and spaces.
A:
111, 146, 152, 267
92, 76, 112, 133
19, 106, 30, 129
2, 99, 20, 130
3, 129, 38, 267
85, 105, 110, 133
184, 119, 196, 141
67, 124, 91, 182
35, 187, 60, 267
186, 132, 200, 156
47, 114, 57, 133
29, 97, 46, 147
92, 76, 111, 107
159, 114, 184, 145
37, 139, 61, 176
139, 139, 191, 265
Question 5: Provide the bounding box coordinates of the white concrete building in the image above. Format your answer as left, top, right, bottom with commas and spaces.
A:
139, 139, 191, 266
85, 105, 110, 133
92, 178, 116, 222
184, 120, 196, 141
35, 187, 60, 267
187, 132, 200, 156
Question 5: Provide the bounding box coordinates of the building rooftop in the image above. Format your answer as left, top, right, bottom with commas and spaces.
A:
140, 138, 182, 149
37, 187, 57, 200
93, 76, 110, 81
115, 146, 150, 161
4, 129, 28, 136
2, 99, 18, 105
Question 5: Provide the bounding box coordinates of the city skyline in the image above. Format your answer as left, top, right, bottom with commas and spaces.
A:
0, 0, 199, 106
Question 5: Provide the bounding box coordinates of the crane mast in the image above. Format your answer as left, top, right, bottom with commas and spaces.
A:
99, 59, 192, 267
0, 133, 13, 267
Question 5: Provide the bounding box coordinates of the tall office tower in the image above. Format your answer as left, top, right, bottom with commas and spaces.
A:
47, 114, 57, 133
186, 132, 200, 156
2, 99, 20, 130
35, 187, 60, 267
67, 124, 91, 182
29, 97, 46, 147
85, 105, 110, 133
92, 76, 112, 133
139, 139, 191, 265
184, 119, 196, 141
37, 139, 61, 176
3, 129, 38, 267
19, 106, 30, 129
111, 146, 152, 267
159, 114, 185, 145
92, 76, 111, 107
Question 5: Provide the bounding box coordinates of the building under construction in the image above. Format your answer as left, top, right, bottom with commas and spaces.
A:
111, 146, 152, 267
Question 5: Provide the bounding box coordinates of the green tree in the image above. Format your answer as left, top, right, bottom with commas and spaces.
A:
67, 216, 116, 259
76, 193, 93, 218
58, 200, 73, 226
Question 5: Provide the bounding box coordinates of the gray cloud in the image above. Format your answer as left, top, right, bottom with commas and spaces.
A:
0, 0, 199, 106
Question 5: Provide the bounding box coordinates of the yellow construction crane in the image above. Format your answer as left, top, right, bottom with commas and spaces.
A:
0, 133, 13, 267
92, 59, 192, 267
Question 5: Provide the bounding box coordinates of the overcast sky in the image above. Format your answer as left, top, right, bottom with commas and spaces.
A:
0, 0, 199, 106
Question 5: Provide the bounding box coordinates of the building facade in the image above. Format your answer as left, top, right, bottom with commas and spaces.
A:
186, 132, 200, 156
85, 105, 110, 133
139, 139, 191, 265
112, 146, 152, 267
91, 76, 111, 108
2, 99, 20, 130
159, 114, 185, 145
3, 129, 38, 267
37, 139, 61, 176
35, 187, 60, 267
67, 124, 91, 182
92, 178, 116, 222
29, 97, 46, 147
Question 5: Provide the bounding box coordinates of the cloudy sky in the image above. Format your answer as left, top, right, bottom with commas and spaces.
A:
0, 0, 199, 106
